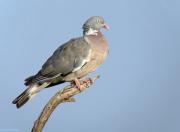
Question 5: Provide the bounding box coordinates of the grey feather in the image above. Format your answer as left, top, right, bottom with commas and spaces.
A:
25, 37, 91, 85
13, 82, 50, 108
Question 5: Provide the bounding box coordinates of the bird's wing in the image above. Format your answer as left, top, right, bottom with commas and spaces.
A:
25, 37, 91, 86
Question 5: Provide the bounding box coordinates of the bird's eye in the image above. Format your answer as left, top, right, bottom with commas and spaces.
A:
100, 19, 104, 24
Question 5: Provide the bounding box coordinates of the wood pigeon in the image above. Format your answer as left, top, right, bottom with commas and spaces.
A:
12, 16, 109, 108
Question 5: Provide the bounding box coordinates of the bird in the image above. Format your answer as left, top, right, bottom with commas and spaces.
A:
12, 16, 109, 108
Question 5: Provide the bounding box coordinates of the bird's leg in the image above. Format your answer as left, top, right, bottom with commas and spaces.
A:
73, 78, 83, 92
88, 77, 93, 84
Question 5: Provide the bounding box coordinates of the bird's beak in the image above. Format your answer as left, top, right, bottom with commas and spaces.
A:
103, 23, 110, 30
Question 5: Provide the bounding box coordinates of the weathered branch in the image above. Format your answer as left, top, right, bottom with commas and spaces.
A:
31, 75, 100, 132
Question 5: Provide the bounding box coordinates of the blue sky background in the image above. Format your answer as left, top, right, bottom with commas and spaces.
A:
0, 0, 180, 132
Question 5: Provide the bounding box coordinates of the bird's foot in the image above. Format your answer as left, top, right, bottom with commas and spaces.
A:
88, 77, 93, 84
81, 77, 93, 87
71, 77, 96, 91
73, 78, 83, 92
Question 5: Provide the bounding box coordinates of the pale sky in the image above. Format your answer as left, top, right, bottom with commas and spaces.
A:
0, 0, 180, 132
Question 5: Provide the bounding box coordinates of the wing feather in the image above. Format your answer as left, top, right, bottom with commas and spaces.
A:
25, 37, 91, 86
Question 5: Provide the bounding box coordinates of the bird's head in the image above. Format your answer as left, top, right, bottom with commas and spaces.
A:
83, 16, 109, 36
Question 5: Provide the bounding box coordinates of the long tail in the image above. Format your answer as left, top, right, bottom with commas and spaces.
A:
12, 82, 50, 108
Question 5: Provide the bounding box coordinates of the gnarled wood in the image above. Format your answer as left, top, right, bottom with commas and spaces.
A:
31, 76, 100, 132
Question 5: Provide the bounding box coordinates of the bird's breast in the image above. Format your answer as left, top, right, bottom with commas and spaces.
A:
77, 33, 109, 76
62, 32, 109, 81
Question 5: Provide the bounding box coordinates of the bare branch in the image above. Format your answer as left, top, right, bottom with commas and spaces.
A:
31, 76, 100, 132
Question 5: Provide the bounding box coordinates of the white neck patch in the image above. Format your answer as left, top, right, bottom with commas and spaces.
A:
85, 28, 98, 36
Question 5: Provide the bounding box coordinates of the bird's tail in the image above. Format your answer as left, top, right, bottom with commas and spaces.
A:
12, 82, 50, 108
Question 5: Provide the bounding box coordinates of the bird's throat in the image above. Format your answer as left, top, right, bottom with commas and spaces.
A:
84, 28, 98, 36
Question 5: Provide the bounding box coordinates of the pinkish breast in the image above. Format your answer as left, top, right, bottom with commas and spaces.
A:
63, 32, 109, 81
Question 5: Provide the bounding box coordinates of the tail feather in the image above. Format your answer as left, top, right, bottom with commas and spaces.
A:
24, 75, 35, 86
12, 82, 50, 108
12, 88, 32, 108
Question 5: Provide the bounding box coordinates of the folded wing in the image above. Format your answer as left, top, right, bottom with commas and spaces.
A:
25, 37, 91, 86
